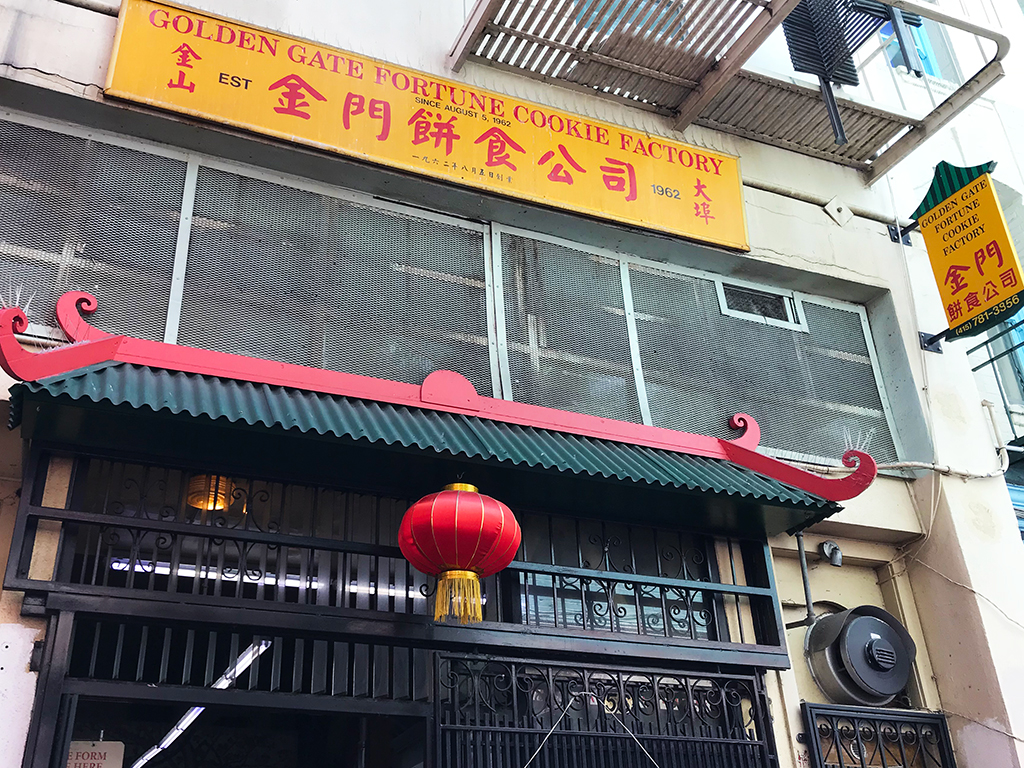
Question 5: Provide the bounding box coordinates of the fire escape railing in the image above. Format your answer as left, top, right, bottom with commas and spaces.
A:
968, 320, 1024, 445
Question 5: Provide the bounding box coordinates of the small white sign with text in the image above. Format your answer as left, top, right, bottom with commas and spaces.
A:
67, 741, 125, 768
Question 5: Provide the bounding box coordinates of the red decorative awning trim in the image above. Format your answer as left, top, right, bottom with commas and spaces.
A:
0, 292, 876, 502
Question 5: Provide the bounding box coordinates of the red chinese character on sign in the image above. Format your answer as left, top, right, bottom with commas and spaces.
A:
694, 178, 711, 202
172, 43, 202, 69
1000, 268, 1018, 289
268, 74, 327, 120
965, 292, 981, 310
947, 300, 963, 322
408, 109, 461, 156
975, 240, 1004, 276
694, 202, 715, 224
538, 144, 586, 185
167, 70, 196, 93
693, 178, 713, 222
474, 128, 525, 171
944, 264, 971, 296
983, 280, 1000, 301
600, 158, 637, 202
342, 93, 391, 141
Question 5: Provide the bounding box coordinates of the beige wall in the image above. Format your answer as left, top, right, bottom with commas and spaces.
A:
769, 527, 950, 768
0, 402, 43, 766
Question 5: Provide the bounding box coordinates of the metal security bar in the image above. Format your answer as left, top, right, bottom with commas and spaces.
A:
437, 654, 778, 768
66, 614, 433, 707
801, 702, 957, 768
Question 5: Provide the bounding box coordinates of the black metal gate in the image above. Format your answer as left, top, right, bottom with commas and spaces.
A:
436, 655, 778, 768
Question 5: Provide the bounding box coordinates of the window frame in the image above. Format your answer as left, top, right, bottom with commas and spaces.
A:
714, 276, 810, 332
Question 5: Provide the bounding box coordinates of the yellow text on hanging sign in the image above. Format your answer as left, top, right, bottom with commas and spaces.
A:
919, 173, 1024, 339
105, 0, 749, 251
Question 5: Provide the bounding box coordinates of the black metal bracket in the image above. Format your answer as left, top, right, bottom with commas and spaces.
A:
819, 78, 848, 145
20, 593, 45, 617
29, 639, 45, 672
888, 7, 925, 77
920, 330, 946, 353
889, 220, 918, 244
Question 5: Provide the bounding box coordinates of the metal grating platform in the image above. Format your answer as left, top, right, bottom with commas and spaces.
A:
449, 0, 802, 126
696, 70, 916, 168
450, 0, 1008, 178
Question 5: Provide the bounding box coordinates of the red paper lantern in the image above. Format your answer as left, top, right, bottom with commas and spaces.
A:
398, 483, 521, 624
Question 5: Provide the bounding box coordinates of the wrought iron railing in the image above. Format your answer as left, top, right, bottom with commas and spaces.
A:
801, 702, 957, 768
34, 506, 432, 615
437, 654, 778, 768
7, 453, 785, 657
13, 505, 781, 644
504, 561, 721, 639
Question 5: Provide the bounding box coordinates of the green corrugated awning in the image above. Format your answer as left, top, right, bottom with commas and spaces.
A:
10, 362, 834, 512
911, 160, 997, 220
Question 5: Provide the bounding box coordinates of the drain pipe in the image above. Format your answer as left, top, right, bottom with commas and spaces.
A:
790, 532, 817, 628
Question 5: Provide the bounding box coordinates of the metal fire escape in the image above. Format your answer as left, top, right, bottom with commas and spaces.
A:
448, 0, 1008, 181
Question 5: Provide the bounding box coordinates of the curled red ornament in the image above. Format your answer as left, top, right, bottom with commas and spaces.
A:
398, 483, 521, 623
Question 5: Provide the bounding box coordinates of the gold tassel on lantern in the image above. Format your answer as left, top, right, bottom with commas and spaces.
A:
435, 570, 482, 624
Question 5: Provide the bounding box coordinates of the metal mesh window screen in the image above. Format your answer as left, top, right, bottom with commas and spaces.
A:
500, 232, 642, 423
0, 119, 184, 339
178, 167, 492, 394
629, 263, 897, 464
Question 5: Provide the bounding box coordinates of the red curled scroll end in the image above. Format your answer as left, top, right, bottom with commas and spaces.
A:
56, 291, 115, 343
720, 442, 878, 503
826, 450, 879, 502
0, 298, 124, 382
726, 413, 760, 450
0, 306, 31, 380
775, 449, 878, 502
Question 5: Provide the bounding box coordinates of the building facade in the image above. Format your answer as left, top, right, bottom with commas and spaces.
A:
0, 1, 1022, 768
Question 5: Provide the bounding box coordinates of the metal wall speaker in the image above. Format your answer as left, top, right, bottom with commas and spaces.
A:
805, 605, 916, 706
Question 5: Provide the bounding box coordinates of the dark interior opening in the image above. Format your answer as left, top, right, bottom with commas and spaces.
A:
69, 699, 425, 768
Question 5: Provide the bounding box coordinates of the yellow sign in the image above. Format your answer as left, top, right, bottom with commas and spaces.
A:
919, 173, 1023, 339
105, 0, 749, 250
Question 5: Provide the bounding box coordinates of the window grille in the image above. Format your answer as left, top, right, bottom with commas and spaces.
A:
508, 509, 722, 640
0, 114, 900, 465
723, 284, 790, 321
628, 261, 897, 464
68, 615, 432, 703
0, 119, 185, 340
178, 166, 493, 395
802, 702, 956, 768
499, 232, 643, 423
14, 452, 782, 652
